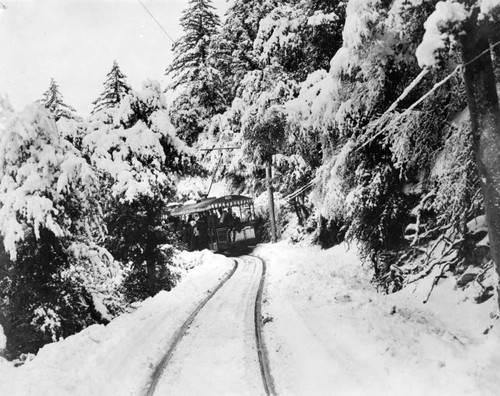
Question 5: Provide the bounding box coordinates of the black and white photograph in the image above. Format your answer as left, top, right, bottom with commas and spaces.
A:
1, 0, 500, 395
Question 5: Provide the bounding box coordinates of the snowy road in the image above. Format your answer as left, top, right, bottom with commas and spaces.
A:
150, 255, 269, 396
2, 245, 499, 396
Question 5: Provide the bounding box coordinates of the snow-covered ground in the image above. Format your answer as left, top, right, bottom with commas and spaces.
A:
1, 242, 499, 395
256, 241, 500, 396
0, 250, 234, 396
153, 256, 264, 396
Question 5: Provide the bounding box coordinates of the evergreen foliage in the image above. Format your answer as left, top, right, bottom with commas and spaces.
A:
38, 78, 79, 121
212, 0, 275, 100
193, 0, 500, 304
166, 0, 226, 145
0, 99, 122, 359
106, 196, 179, 301
166, 0, 221, 89
284, 0, 499, 298
91, 61, 131, 116
84, 80, 199, 300
3, 0, 500, 360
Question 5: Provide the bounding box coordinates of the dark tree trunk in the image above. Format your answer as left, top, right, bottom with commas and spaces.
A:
460, 13, 500, 308
266, 160, 277, 243
292, 199, 304, 226
145, 210, 157, 297
146, 258, 156, 297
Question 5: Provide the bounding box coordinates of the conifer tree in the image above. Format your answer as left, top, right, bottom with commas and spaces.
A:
38, 78, 79, 121
166, 0, 221, 89
166, 0, 225, 145
417, 0, 500, 310
91, 61, 131, 115
84, 80, 199, 299
212, 0, 272, 99
0, 99, 120, 358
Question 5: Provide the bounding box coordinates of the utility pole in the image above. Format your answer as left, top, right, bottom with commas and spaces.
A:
266, 159, 277, 243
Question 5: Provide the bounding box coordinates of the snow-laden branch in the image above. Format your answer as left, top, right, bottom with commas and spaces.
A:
415, 1, 469, 68
416, 0, 500, 68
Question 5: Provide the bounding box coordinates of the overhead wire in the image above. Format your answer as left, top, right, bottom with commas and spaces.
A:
355, 37, 500, 153
137, 0, 175, 43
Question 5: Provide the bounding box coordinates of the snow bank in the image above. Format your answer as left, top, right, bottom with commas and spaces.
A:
0, 250, 234, 396
256, 241, 500, 396
2, 241, 498, 395
0, 325, 5, 350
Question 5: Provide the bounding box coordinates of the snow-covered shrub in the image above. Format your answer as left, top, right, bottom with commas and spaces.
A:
106, 196, 181, 302
432, 119, 480, 227
243, 107, 288, 165
387, 116, 489, 298
0, 100, 125, 359
2, 229, 110, 358
63, 241, 126, 321
346, 161, 410, 267
85, 81, 197, 301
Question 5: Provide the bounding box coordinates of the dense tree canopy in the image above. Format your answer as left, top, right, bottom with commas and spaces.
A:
184, 0, 500, 304
2, 0, 500, 360
0, 78, 198, 358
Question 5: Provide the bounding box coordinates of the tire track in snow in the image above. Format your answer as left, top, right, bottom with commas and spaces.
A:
251, 254, 277, 396
145, 255, 276, 396
145, 259, 239, 396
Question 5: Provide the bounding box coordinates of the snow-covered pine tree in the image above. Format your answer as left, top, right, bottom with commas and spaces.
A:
296, 0, 346, 79
210, 0, 341, 197
0, 98, 123, 359
211, 0, 274, 101
199, 1, 313, 202
166, 0, 225, 145
167, 0, 221, 88
91, 60, 131, 116
83, 80, 199, 300
38, 78, 79, 121
416, 0, 500, 310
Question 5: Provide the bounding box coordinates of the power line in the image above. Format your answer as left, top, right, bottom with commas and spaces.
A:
355, 38, 500, 153
137, 0, 175, 43
200, 147, 241, 151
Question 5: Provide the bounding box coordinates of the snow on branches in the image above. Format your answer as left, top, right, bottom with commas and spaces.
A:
254, 4, 302, 65
479, 0, 500, 17
0, 101, 98, 259
416, 1, 469, 68
285, 69, 338, 131
38, 78, 80, 121
416, 0, 500, 68
84, 80, 192, 202
91, 60, 131, 116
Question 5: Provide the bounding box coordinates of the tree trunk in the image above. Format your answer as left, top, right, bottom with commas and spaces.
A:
146, 258, 156, 297
292, 199, 304, 226
460, 18, 500, 308
145, 209, 157, 297
266, 160, 277, 243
